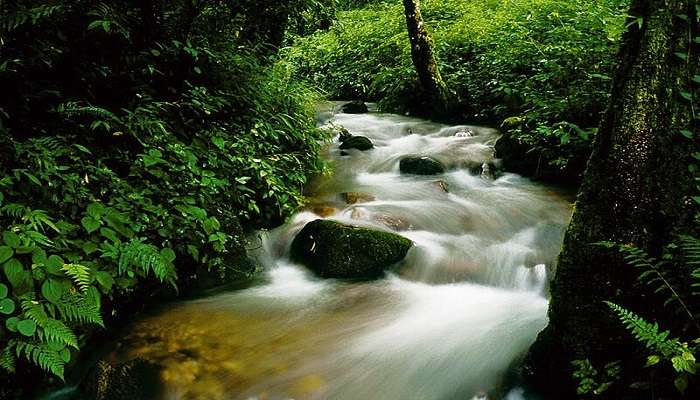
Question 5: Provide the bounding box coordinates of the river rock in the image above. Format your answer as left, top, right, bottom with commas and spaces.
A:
342, 192, 375, 204
81, 358, 162, 400
290, 219, 413, 279
341, 100, 368, 114
337, 126, 353, 142
399, 156, 445, 175
339, 136, 374, 151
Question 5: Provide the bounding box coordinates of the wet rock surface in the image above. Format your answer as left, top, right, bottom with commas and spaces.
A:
290, 219, 413, 279
399, 156, 446, 175
339, 135, 374, 151
341, 100, 369, 114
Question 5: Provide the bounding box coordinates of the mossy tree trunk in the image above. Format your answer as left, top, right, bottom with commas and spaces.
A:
525, 0, 698, 397
402, 0, 450, 116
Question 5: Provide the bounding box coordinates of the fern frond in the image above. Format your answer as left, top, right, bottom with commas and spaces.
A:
56, 101, 119, 121
679, 236, 700, 293
21, 299, 50, 326
37, 320, 79, 349
118, 239, 177, 285
61, 264, 92, 294
0, 346, 16, 373
0, 5, 64, 33
0, 203, 27, 219
56, 292, 104, 327
21, 300, 78, 349
14, 341, 65, 380
616, 244, 696, 325
605, 302, 684, 358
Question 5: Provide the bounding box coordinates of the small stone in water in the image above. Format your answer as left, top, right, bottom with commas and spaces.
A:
455, 129, 474, 138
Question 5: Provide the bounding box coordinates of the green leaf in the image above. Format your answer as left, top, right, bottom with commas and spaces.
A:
5, 316, 19, 332
42, 279, 66, 304
82, 241, 98, 255
674, 375, 688, 393
32, 248, 47, 265
680, 130, 694, 139
187, 244, 199, 262
3, 232, 20, 248
86, 203, 104, 219
17, 319, 36, 337
22, 172, 41, 186
0, 283, 7, 298
160, 248, 176, 263
0, 298, 15, 314
59, 348, 71, 363
645, 354, 660, 367
95, 271, 114, 291
81, 216, 100, 233
47, 341, 66, 352
680, 91, 693, 101
0, 246, 12, 264
693, 75, 700, 84
212, 136, 225, 149
46, 255, 64, 276
4, 258, 24, 288
72, 144, 92, 154
99, 227, 119, 243
675, 52, 688, 60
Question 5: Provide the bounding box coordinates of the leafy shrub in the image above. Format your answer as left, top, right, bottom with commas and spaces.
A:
0, 1, 328, 384
286, 0, 629, 178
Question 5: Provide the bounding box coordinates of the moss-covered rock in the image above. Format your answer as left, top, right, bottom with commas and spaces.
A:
399, 156, 445, 175
339, 135, 374, 151
341, 100, 368, 114
290, 219, 413, 279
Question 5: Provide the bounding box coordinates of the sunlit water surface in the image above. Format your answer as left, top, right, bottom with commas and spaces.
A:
102, 103, 573, 400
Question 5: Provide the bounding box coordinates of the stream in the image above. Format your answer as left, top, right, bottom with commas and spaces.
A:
100, 103, 573, 400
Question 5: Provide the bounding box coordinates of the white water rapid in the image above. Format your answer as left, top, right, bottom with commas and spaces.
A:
103, 103, 573, 400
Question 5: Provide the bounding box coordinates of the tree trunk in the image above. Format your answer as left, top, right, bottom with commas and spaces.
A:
402, 0, 450, 116
525, 0, 697, 397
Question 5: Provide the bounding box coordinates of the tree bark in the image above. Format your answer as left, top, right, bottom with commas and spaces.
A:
402, 0, 450, 116
525, 0, 698, 397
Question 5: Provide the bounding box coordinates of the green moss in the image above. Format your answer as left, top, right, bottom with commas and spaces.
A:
290, 219, 413, 279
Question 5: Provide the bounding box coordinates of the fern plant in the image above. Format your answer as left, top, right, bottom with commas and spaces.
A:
599, 240, 700, 330
599, 237, 700, 395
606, 302, 698, 392
118, 239, 177, 286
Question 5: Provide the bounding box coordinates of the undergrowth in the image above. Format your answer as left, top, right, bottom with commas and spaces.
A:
0, 1, 328, 388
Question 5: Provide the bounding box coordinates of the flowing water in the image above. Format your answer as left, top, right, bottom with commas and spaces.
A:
102, 103, 573, 400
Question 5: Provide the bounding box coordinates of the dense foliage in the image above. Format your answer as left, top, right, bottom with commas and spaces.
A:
286, 0, 629, 179
0, 0, 328, 391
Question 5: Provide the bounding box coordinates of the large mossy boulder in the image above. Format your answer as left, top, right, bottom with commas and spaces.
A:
339, 135, 374, 151
399, 156, 445, 175
290, 219, 413, 279
341, 100, 368, 114
81, 358, 162, 400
